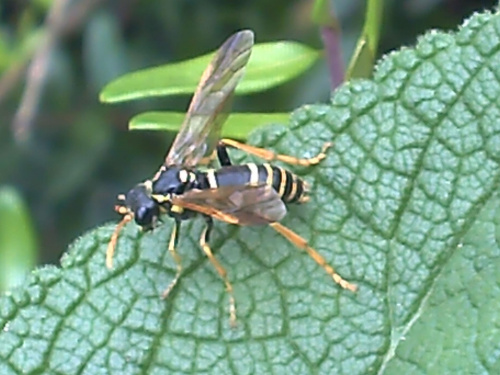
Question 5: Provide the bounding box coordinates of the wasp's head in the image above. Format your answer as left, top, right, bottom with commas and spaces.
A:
107, 180, 160, 269
117, 180, 160, 231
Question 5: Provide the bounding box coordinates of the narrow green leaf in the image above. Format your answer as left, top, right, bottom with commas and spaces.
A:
130, 111, 290, 140
2, 10, 500, 374
0, 186, 36, 291
100, 40, 320, 103
346, 0, 384, 79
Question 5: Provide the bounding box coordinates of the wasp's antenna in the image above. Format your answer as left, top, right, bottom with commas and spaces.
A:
106, 206, 133, 269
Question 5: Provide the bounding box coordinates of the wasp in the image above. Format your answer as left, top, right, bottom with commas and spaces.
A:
107, 30, 357, 326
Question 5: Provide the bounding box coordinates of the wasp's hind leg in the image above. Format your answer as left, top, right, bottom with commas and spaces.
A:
219, 138, 331, 167
199, 215, 237, 326
269, 222, 357, 292
217, 144, 233, 166
162, 220, 183, 299
197, 144, 233, 167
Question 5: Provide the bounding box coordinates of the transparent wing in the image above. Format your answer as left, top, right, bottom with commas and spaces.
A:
171, 185, 287, 225
165, 30, 254, 167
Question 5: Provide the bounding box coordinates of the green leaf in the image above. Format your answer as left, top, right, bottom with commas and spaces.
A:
100, 40, 320, 103
0, 186, 37, 291
130, 111, 290, 140
381, 195, 500, 374
2, 10, 500, 374
346, 0, 384, 79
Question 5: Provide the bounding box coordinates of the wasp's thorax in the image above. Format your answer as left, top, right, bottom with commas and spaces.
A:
152, 166, 199, 195
150, 166, 202, 221
123, 166, 201, 228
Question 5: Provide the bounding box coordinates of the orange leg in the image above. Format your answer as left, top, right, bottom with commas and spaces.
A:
269, 223, 357, 292
199, 219, 237, 327
162, 220, 183, 299
106, 211, 133, 269
220, 138, 332, 166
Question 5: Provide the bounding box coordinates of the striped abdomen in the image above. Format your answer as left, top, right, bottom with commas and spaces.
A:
201, 163, 308, 203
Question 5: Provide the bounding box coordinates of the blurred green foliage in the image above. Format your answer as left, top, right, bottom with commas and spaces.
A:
0, 186, 36, 291
0, 0, 496, 271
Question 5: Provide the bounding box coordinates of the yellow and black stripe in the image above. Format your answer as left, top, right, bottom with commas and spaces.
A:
200, 163, 307, 203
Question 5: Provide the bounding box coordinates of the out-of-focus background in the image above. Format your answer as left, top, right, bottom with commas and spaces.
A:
0, 0, 495, 281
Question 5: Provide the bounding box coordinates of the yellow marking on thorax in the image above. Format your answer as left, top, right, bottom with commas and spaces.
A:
171, 205, 184, 214
152, 194, 169, 203
178, 170, 189, 183
206, 169, 218, 188
263, 163, 274, 186
247, 163, 259, 186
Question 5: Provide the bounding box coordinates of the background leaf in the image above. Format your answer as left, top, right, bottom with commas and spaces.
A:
345, 0, 384, 79
100, 40, 320, 103
0, 187, 37, 291
2, 10, 500, 374
129, 111, 290, 139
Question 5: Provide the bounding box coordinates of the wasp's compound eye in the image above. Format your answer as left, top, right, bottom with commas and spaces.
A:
135, 203, 159, 228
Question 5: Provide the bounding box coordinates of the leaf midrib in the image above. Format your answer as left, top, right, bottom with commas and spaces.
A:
375, 31, 500, 372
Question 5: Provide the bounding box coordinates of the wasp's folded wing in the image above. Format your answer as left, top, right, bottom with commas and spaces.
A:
165, 30, 254, 167
172, 185, 286, 225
